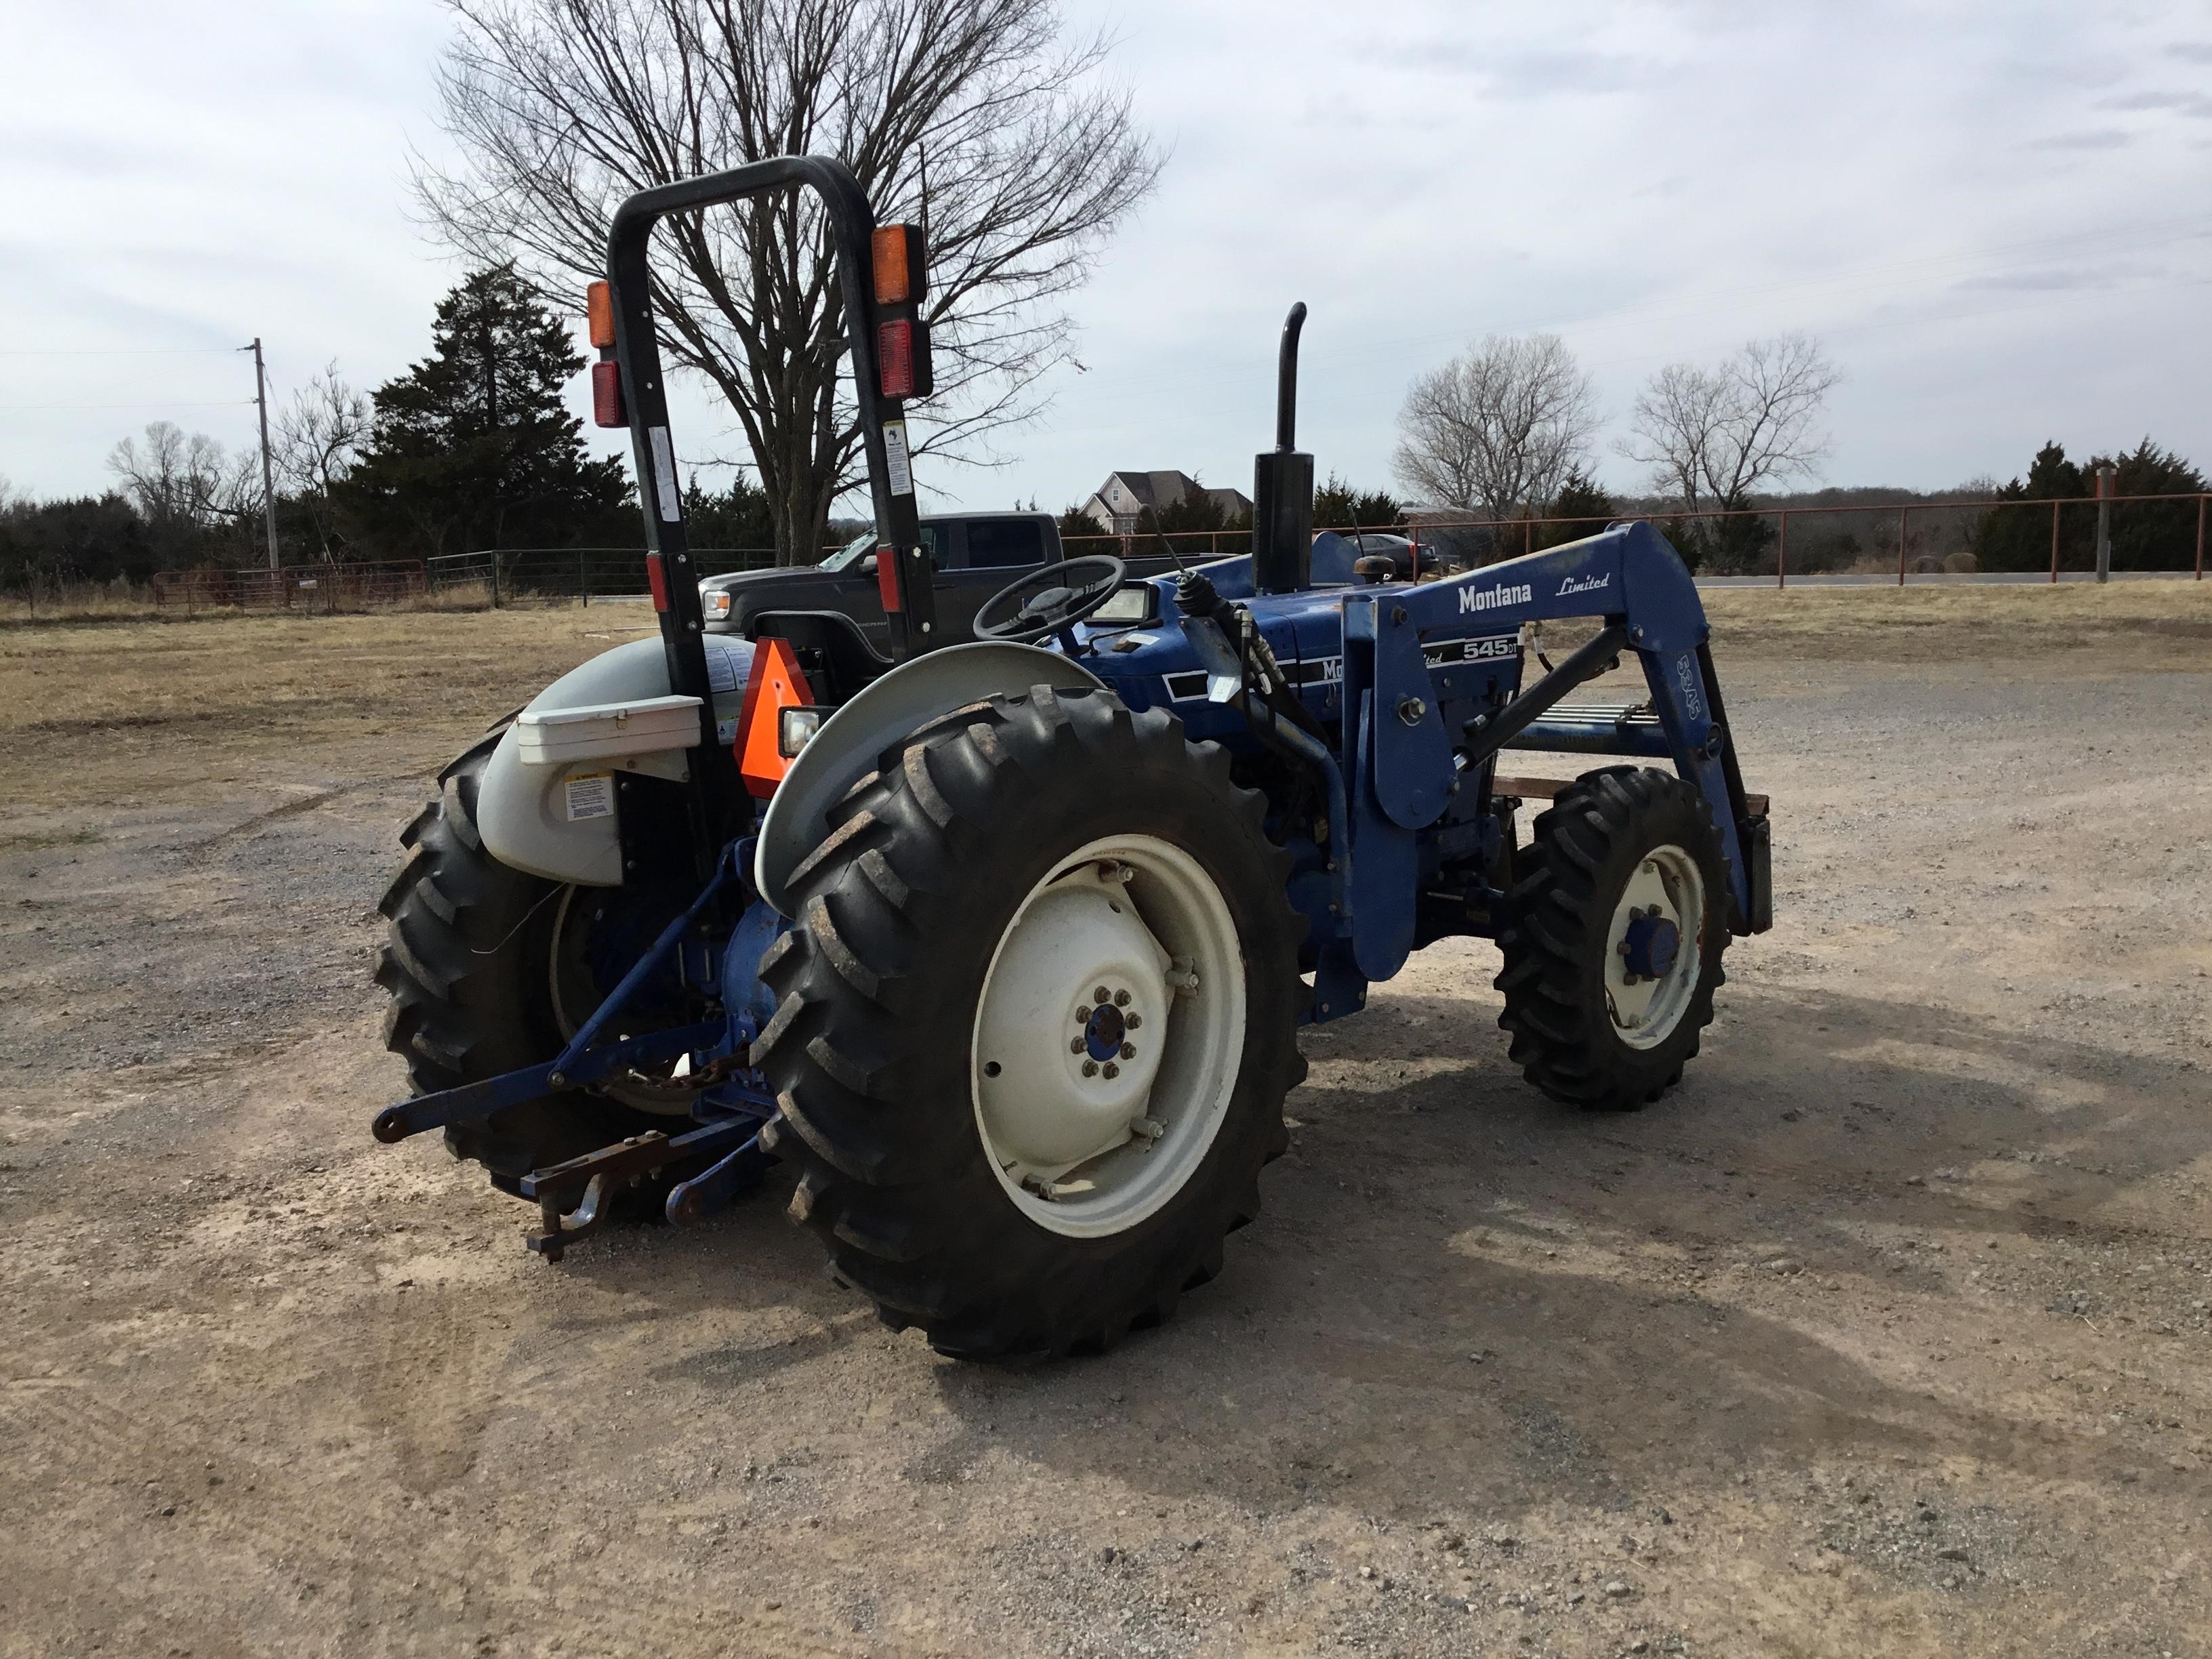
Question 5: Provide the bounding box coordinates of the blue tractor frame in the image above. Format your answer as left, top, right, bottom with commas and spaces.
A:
369, 156, 1771, 1271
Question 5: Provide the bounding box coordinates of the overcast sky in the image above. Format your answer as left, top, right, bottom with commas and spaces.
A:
7, 1, 2209, 515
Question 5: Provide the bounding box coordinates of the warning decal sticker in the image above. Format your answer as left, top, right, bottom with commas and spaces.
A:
882, 420, 914, 496
564, 772, 615, 822
648, 426, 682, 522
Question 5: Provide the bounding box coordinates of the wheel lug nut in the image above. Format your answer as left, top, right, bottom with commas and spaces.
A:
1076, 1006, 1092, 1023
1113, 989, 1130, 1007
1103, 1062, 1120, 1080
1082, 1060, 1099, 1077
1120, 1042, 1136, 1060
1125, 1013, 1142, 1030
1093, 986, 1110, 1004
1070, 1038, 1086, 1054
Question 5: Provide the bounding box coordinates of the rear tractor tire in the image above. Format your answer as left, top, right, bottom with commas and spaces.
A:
754, 684, 1306, 1361
1495, 765, 1729, 1110
376, 734, 681, 1189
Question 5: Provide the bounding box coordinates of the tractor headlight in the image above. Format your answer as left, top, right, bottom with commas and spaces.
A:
778, 705, 828, 759
1090, 584, 1153, 627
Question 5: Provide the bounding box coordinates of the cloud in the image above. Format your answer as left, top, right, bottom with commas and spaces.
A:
2097, 89, 2212, 116
2026, 129, 2134, 150
4, 0, 2209, 505
1957, 266, 2136, 293
1360, 39, 1647, 96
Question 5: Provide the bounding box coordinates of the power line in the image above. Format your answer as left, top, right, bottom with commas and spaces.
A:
0, 399, 255, 411
0, 347, 243, 357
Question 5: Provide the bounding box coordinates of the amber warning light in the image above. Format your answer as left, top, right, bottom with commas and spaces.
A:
869, 224, 932, 402
587, 281, 624, 427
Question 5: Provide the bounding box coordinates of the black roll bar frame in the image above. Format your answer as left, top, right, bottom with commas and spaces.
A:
600, 156, 937, 862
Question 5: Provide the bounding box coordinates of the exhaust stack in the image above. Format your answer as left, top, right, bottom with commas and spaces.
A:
1251, 302, 1314, 594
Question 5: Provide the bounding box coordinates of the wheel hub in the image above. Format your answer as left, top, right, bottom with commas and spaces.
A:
970, 838, 1246, 1238
1620, 910, 1680, 981
1603, 845, 1704, 1050
974, 865, 1170, 1172
1082, 998, 1130, 1062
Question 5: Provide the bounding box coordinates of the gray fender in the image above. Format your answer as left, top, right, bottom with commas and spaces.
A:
476, 634, 755, 886
755, 640, 1104, 916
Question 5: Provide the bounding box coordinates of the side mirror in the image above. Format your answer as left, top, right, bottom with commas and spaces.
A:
860, 554, 878, 575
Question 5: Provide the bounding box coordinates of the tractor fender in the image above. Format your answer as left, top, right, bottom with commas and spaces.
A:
755, 641, 1104, 917
475, 634, 756, 886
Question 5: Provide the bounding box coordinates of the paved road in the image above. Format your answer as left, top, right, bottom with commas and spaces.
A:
1698, 569, 2203, 588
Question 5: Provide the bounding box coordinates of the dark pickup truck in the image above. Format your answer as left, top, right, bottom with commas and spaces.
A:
699, 510, 1175, 647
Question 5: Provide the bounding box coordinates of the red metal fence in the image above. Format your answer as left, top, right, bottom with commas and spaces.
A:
152, 560, 428, 611
1065, 489, 2210, 586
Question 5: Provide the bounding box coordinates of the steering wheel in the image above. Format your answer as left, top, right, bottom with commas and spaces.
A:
972, 554, 1128, 644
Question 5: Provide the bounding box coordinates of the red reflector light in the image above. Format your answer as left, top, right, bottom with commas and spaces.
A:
592, 361, 624, 427
645, 552, 669, 611
878, 319, 914, 399
876, 546, 901, 612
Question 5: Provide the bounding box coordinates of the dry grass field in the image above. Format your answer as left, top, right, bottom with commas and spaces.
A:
3, 585, 2209, 1658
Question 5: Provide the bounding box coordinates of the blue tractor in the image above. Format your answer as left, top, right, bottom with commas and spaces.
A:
372, 157, 1772, 1360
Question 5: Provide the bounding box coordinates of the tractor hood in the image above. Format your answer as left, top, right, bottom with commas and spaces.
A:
699, 562, 867, 634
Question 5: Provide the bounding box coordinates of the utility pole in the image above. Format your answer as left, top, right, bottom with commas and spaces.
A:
2094, 462, 2115, 584
244, 338, 281, 570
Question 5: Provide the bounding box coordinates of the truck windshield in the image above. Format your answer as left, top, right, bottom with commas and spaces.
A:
819, 531, 874, 571
818, 523, 953, 570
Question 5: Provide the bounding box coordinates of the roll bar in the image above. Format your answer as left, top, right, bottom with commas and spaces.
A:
600, 156, 937, 854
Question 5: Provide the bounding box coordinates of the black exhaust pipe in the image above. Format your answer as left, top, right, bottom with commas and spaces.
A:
1252, 302, 1314, 594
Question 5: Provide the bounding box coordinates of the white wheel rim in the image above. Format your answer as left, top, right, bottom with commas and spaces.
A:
1603, 843, 1704, 1050
970, 835, 1246, 1238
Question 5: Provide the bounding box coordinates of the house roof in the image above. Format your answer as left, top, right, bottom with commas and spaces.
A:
1090, 471, 1253, 514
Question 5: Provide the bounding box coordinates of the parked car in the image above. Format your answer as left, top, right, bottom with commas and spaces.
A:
701, 511, 1179, 649
1334, 531, 1437, 579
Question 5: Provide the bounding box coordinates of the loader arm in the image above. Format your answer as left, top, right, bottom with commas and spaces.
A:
1334, 520, 1767, 984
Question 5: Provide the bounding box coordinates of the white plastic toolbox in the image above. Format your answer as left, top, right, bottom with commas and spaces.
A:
514, 694, 705, 766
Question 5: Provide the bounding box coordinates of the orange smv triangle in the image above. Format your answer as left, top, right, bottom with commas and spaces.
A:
735, 636, 815, 799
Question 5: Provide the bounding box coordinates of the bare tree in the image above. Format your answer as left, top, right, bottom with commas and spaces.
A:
108, 422, 268, 562
109, 422, 228, 531
1391, 333, 1598, 523
1620, 333, 1840, 516
277, 364, 372, 558
415, 0, 1162, 562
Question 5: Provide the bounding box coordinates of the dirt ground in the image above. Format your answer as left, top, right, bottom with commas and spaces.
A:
3, 587, 2210, 1658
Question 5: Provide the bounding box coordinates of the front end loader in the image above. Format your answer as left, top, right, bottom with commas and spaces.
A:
371, 157, 1772, 1359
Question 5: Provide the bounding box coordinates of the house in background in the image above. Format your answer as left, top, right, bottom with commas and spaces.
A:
1079, 470, 1253, 535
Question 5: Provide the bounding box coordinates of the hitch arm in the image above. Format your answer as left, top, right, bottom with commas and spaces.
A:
370, 1021, 726, 1145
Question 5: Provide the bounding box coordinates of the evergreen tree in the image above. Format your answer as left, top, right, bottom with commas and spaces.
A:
1058, 503, 1105, 546
337, 267, 631, 556
1536, 467, 1616, 550
1975, 441, 2074, 573
1963, 439, 2207, 573
1313, 472, 1401, 531
2097, 438, 2206, 571
681, 475, 776, 553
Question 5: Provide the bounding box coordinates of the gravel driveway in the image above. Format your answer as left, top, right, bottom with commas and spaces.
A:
2, 611, 2207, 1658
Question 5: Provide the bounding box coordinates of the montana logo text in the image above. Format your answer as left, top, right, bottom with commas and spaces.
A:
1458, 580, 1533, 615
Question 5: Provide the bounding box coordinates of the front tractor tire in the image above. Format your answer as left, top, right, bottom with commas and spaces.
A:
754, 684, 1305, 1361
1495, 766, 1730, 1110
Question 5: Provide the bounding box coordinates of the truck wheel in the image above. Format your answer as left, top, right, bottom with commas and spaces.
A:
1494, 766, 1729, 1110
754, 684, 1305, 1360
376, 733, 676, 1187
